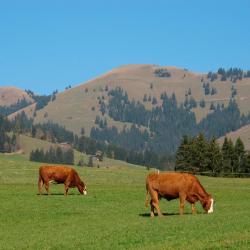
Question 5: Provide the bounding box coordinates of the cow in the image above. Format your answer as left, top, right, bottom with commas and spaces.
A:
38, 165, 87, 196
145, 172, 214, 217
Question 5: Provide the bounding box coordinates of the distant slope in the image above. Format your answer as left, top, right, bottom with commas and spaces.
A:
31, 64, 250, 135
18, 134, 56, 156
17, 134, 144, 168
8, 103, 36, 120
0, 86, 34, 106
218, 124, 250, 151
17, 134, 87, 165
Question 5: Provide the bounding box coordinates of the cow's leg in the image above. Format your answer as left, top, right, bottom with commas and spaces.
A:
150, 199, 155, 217
44, 181, 50, 195
179, 193, 186, 215
38, 176, 44, 195
191, 203, 196, 214
64, 179, 71, 196
150, 190, 163, 217
64, 184, 69, 196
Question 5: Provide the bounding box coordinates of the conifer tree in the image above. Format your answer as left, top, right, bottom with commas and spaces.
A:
175, 135, 191, 171
207, 138, 223, 173
191, 134, 209, 172
88, 156, 94, 167
234, 137, 245, 173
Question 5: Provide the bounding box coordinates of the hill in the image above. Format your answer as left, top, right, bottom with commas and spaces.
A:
2, 64, 250, 153
24, 64, 250, 136
218, 123, 250, 150
0, 86, 34, 106
16, 134, 143, 168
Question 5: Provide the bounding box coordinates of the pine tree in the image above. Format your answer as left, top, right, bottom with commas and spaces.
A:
191, 134, 209, 172
222, 137, 230, 173
234, 137, 245, 173
56, 147, 64, 163
222, 137, 235, 173
199, 99, 206, 108
207, 138, 223, 173
88, 156, 94, 167
80, 127, 85, 136
63, 149, 74, 165
175, 135, 191, 171
152, 97, 157, 105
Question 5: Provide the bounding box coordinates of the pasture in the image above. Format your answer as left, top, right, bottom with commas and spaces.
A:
0, 154, 250, 249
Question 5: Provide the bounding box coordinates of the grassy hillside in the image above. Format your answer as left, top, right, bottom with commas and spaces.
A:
218, 123, 250, 150
17, 134, 143, 168
29, 64, 250, 135
0, 154, 250, 249
0, 86, 34, 106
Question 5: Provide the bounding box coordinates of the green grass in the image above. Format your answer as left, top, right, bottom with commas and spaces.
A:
1, 154, 250, 249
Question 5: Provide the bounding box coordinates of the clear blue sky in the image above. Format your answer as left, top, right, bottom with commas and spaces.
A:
0, 0, 250, 94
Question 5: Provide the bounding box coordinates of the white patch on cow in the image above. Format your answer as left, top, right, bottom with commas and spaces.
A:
208, 198, 214, 213
83, 190, 87, 195
49, 180, 58, 184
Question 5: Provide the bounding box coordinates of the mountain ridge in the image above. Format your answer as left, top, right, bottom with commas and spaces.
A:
1, 64, 250, 150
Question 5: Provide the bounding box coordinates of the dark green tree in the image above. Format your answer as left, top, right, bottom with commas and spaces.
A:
234, 137, 245, 173
207, 138, 223, 173
87, 156, 94, 167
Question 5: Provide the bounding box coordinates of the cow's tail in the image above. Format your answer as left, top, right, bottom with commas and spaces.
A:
145, 183, 149, 207
38, 167, 44, 194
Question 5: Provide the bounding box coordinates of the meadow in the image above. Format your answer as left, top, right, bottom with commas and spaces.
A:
0, 154, 250, 250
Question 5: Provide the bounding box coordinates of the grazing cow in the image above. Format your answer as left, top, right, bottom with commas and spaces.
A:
145, 172, 214, 217
38, 165, 87, 196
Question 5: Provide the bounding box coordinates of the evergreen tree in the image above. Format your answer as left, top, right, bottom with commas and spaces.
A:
80, 127, 85, 136
175, 135, 191, 171
211, 87, 217, 95
56, 147, 64, 164
152, 97, 157, 105
88, 156, 94, 167
191, 134, 209, 172
199, 99, 206, 108
63, 148, 74, 165
221, 137, 234, 173
234, 137, 245, 173
207, 138, 223, 173
210, 102, 215, 110
95, 115, 101, 125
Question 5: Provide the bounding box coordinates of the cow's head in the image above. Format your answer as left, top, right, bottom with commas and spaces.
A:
203, 195, 214, 214
78, 181, 87, 195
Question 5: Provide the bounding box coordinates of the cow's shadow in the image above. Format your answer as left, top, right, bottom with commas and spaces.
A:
139, 212, 194, 217
139, 212, 178, 217
37, 193, 81, 196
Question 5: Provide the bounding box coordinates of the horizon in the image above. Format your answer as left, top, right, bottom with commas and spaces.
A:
1, 0, 250, 94
0, 63, 248, 95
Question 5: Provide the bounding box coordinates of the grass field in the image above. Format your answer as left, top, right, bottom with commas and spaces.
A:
0, 154, 250, 249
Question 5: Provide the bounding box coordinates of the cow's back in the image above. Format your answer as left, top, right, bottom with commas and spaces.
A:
147, 172, 199, 199
39, 166, 74, 183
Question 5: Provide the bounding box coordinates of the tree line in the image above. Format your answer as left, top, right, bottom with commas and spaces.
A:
0, 98, 31, 116
207, 67, 250, 83
94, 87, 250, 157
175, 134, 250, 175
30, 146, 74, 165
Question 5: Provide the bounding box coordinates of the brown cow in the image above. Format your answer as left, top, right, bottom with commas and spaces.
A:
145, 172, 214, 217
38, 165, 87, 196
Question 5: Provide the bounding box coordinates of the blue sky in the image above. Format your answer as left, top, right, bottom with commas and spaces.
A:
0, 0, 250, 94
